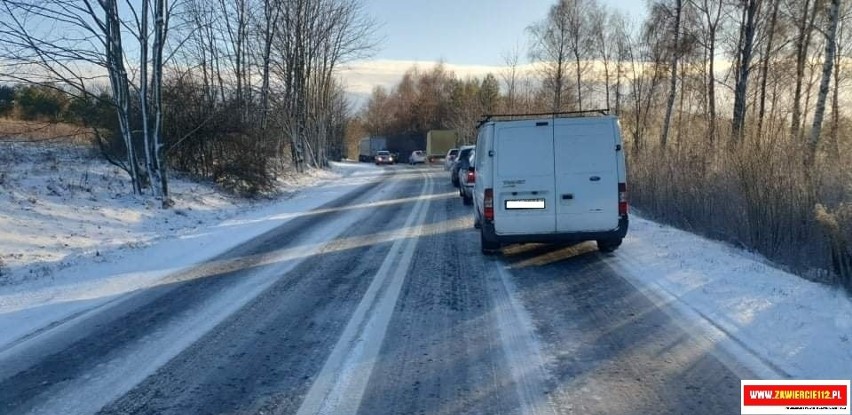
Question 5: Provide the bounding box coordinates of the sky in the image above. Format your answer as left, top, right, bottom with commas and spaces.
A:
341, 0, 648, 104
361, 0, 644, 66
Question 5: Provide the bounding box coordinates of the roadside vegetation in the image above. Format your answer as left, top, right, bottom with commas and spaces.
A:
0, 0, 375, 198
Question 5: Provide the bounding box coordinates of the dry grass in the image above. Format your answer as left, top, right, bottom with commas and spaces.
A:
626, 115, 852, 292
0, 118, 93, 146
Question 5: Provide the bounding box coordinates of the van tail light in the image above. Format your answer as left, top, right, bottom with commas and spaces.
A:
484, 188, 494, 221
618, 183, 628, 216
466, 170, 476, 184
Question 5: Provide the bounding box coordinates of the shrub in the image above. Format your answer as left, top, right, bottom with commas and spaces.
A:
16, 84, 69, 121
0, 85, 14, 117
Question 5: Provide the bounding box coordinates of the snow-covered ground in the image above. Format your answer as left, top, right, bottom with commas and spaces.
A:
0, 142, 341, 286
0, 142, 385, 350
610, 217, 852, 380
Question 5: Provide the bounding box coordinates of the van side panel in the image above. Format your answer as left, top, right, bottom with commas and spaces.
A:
493, 121, 556, 235
553, 118, 620, 232
472, 126, 490, 223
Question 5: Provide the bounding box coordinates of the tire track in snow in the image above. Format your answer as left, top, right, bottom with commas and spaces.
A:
296, 171, 434, 415
490, 262, 557, 415
0, 172, 403, 415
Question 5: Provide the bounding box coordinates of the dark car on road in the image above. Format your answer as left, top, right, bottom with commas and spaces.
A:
458, 149, 475, 205
374, 151, 394, 165
450, 145, 475, 187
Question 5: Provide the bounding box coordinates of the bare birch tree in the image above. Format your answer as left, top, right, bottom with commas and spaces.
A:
528, 1, 572, 111
0, 0, 174, 199
689, 0, 724, 146
731, 0, 760, 141
500, 46, 522, 113
591, 3, 615, 109
807, 0, 841, 167
791, 0, 821, 141
661, 0, 683, 150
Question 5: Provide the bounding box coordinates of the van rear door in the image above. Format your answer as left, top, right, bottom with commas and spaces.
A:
494, 120, 556, 235
553, 118, 620, 232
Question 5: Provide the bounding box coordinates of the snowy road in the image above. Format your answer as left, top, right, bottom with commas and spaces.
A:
1, 166, 764, 414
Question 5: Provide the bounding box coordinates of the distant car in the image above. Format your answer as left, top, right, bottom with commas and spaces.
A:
444, 148, 459, 170
409, 150, 426, 165
375, 151, 394, 165
450, 145, 475, 187
458, 149, 475, 205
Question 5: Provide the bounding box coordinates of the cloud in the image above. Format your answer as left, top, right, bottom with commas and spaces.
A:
337, 59, 538, 96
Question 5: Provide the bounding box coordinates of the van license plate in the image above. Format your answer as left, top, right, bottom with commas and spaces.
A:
505, 199, 545, 209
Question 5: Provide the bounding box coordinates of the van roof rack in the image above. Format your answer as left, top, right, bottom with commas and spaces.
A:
476, 109, 610, 128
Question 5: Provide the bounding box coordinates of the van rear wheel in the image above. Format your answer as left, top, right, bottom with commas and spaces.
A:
481, 229, 500, 255
597, 238, 622, 253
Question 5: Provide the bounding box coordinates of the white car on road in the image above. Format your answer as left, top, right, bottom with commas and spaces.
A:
444, 148, 459, 170
409, 150, 427, 165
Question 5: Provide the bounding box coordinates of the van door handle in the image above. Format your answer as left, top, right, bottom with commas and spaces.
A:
589, 176, 601, 182
562, 194, 574, 200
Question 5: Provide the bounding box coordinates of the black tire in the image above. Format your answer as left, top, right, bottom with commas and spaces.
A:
597, 238, 622, 253
481, 228, 500, 255
463, 193, 473, 205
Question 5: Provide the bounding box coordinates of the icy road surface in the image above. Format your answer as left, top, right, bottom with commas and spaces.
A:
0, 165, 847, 414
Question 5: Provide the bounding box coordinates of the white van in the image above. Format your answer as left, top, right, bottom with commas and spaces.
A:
472, 112, 628, 254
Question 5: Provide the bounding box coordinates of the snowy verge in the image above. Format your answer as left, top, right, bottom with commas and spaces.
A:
0, 143, 367, 287
0, 143, 385, 349
610, 216, 852, 380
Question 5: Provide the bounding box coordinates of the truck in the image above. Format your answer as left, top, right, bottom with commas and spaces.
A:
358, 136, 387, 162
426, 130, 459, 162
385, 132, 426, 164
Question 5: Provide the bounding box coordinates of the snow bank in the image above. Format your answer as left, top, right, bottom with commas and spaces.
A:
0, 142, 351, 287
0, 143, 384, 349
611, 216, 852, 380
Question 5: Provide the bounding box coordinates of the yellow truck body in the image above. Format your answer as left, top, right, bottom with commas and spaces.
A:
426, 130, 459, 158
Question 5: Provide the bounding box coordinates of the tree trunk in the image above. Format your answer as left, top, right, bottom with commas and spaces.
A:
757, 0, 780, 141
104, 0, 142, 194
732, 0, 760, 142
260, 0, 278, 129
700, 0, 723, 147
830, 13, 844, 161
807, 0, 841, 168
707, 27, 717, 147
792, 0, 819, 141
661, 0, 682, 150
574, 51, 583, 111
140, 0, 158, 196
152, 0, 168, 199
554, 56, 565, 111
676, 58, 686, 146
615, 59, 622, 114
